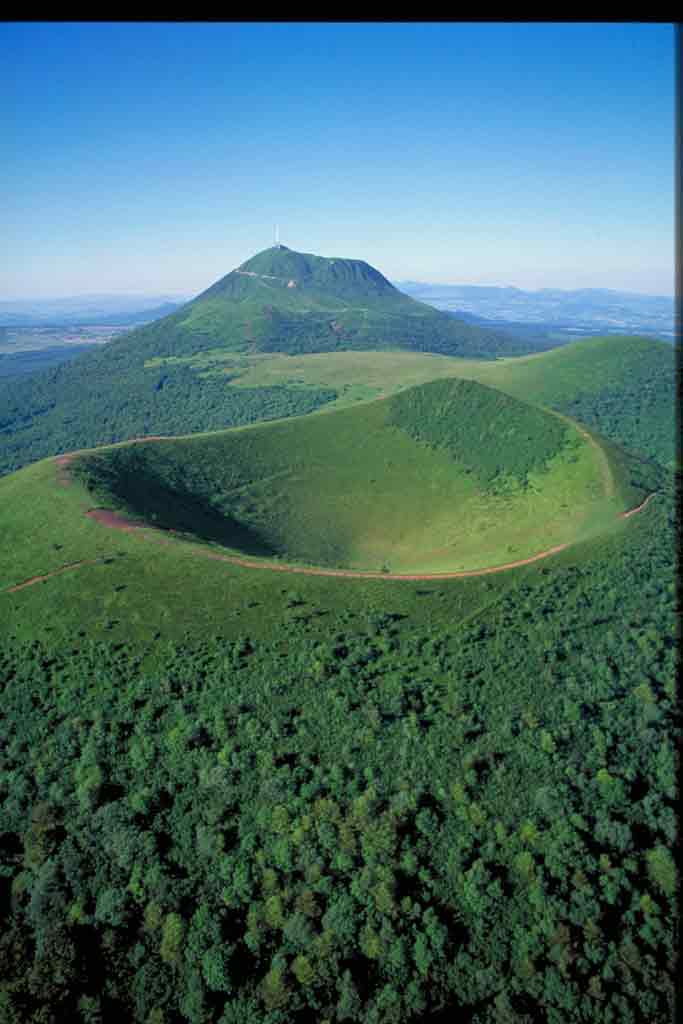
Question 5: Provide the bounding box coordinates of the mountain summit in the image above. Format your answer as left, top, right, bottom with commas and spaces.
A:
108, 245, 526, 362
193, 245, 399, 308
0, 244, 557, 479
233, 245, 396, 297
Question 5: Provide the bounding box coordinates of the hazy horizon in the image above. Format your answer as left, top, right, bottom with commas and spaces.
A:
3, 22, 675, 298
0, 277, 676, 305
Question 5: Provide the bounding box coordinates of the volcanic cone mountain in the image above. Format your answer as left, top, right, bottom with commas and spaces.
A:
0, 246, 536, 477
103, 245, 525, 362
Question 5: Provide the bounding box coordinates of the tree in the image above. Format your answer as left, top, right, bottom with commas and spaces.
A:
292, 954, 315, 986
160, 913, 185, 967
645, 845, 677, 898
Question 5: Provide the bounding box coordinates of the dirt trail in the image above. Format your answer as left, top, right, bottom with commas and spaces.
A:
551, 411, 615, 499
3, 422, 655, 595
76, 486, 656, 580
4, 490, 655, 595
86, 509, 150, 531
620, 492, 656, 519
5, 559, 104, 593
55, 452, 78, 486
200, 542, 573, 580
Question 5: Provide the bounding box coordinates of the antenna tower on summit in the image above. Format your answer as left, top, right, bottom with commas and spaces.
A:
274, 224, 282, 249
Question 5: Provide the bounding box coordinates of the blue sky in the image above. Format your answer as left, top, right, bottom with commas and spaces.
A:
1, 21, 675, 298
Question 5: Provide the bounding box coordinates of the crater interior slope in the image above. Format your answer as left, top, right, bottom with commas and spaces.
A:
65, 378, 631, 575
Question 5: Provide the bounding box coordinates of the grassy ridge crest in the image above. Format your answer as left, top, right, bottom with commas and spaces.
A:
388, 377, 574, 489
454, 335, 675, 467
68, 378, 622, 575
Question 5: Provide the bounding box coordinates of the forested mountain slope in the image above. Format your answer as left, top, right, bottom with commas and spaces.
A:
0, 247, 551, 478
112, 246, 528, 362
0, 258, 677, 1024
461, 335, 676, 468
0, 356, 336, 478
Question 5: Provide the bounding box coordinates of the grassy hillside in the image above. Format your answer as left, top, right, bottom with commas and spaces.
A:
449, 335, 676, 468
140, 245, 532, 360
0, 383, 656, 661
207, 349, 487, 407
214, 336, 676, 468
0, 471, 676, 1024
0, 310, 676, 1024
387, 378, 572, 488
0, 309, 676, 1023
0, 449, 526, 649
0, 247, 557, 479
67, 380, 629, 575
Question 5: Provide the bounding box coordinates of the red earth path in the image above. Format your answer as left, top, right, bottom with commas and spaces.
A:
2, 439, 657, 594
82, 490, 656, 581
6, 559, 105, 593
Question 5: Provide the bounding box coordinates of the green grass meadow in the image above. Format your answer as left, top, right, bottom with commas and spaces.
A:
1, 340, 667, 653
143, 334, 671, 402
0, 378, 644, 651
71, 381, 624, 572
0, 454, 513, 649
0, 447, 645, 655
142, 335, 675, 469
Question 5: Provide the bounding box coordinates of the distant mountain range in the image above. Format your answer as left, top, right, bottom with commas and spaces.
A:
395, 282, 675, 340
4, 278, 674, 339
0, 295, 186, 327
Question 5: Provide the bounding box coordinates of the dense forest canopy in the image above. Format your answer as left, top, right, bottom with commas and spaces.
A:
387, 378, 574, 488
0, 354, 337, 478
469, 336, 676, 469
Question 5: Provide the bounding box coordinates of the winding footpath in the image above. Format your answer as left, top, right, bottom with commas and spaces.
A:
79, 490, 657, 581
6, 559, 108, 594
621, 492, 656, 519
3, 438, 657, 593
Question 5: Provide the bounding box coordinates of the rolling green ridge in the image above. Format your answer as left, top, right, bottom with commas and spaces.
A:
0, 377, 660, 652
1, 445, 516, 648
387, 378, 573, 488
0, 247, 557, 478
444, 335, 676, 468
151, 336, 676, 469
67, 380, 626, 576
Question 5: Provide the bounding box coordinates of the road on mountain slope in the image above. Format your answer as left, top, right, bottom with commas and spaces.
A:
620, 492, 656, 519
235, 270, 297, 286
